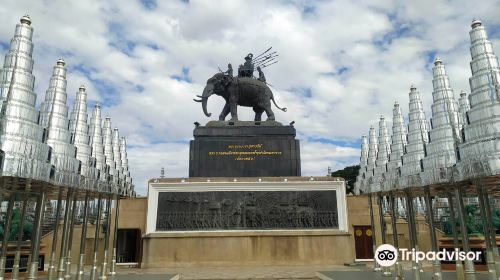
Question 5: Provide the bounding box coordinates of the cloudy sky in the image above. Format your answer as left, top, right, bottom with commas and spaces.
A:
0, 0, 499, 195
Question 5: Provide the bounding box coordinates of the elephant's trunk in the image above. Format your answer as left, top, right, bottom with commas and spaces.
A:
201, 83, 214, 117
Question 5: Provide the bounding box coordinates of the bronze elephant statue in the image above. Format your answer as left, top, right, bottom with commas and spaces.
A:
194, 73, 286, 121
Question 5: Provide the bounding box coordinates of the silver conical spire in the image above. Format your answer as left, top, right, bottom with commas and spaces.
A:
119, 137, 132, 195
0, 15, 52, 181
458, 90, 470, 130
458, 19, 500, 178
38, 59, 80, 187
112, 128, 124, 194
69, 85, 98, 190
120, 137, 133, 195
89, 103, 108, 191
384, 102, 407, 190
354, 135, 368, 194
121, 137, 134, 195
365, 126, 378, 192
372, 116, 390, 192
400, 85, 429, 187
103, 117, 119, 192
422, 58, 460, 184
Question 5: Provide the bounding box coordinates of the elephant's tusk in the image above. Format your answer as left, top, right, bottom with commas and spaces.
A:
193, 98, 202, 102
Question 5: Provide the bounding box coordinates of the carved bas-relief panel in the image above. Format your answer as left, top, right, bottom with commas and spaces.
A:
155, 191, 338, 231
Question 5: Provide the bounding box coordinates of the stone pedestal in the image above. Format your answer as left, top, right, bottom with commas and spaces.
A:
144, 177, 349, 267
189, 121, 300, 177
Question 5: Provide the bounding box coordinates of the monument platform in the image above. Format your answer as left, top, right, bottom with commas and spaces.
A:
142, 177, 352, 268
189, 121, 300, 177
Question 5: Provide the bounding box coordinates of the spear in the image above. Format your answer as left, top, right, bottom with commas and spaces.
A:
255, 57, 278, 67
253, 47, 272, 60
253, 53, 278, 64
254, 56, 278, 66
260, 60, 278, 68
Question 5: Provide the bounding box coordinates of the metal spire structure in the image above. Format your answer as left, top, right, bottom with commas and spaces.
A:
38, 58, 81, 187
365, 126, 377, 193
0, 15, 136, 280
112, 128, 124, 194
120, 137, 133, 196
0, 15, 52, 181
458, 19, 500, 279
458, 90, 470, 131
400, 85, 429, 187
422, 58, 460, 185
89, 103, 108, 191
70, 86, 98, 189
458, 19, 500, 179
353, 19, 500, 280
103, 117, 118, 192
371, 116, 390, 192
384, 102, 407, 190
354, 135, 368, 195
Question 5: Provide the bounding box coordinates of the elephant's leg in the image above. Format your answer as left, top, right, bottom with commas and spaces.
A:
219, 102, 230, 121
229, 98, 238, 121
253, 107, 263, 121
264, 102, 275, 120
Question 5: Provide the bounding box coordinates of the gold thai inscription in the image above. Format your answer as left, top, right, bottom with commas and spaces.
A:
208, 144, 282, 161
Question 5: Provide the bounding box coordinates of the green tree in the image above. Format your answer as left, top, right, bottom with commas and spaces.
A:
442, 204, 499, 236
330, 165, 360, 195
0, 209, 33, 241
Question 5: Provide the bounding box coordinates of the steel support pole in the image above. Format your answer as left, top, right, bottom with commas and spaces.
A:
424, 186, 443, 280
483, 191, 500, 279
446, 191, 465, 280
455, 186, 477, 280
26, 189, 47, 280
99, 196, 112, 280
76, 192, 91, 280
64, 193, 79, 279
48, 188, 64, 279
368, 193, 381, 272
377, 194, 392, 277
109, 195, 120, 277
388, 192, 403, 279
477, 185, 497, 280
56, 190, 75, 280
12, 195, 29, 280
412, 196, 425, 273
0, 194, 15, 280
90, 194, 103, 280
405, 190, 422, 280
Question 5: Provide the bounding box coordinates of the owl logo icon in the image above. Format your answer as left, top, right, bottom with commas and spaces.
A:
375, 244, 398, 267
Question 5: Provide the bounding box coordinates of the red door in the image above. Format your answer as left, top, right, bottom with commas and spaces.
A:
354, 225, 374, 260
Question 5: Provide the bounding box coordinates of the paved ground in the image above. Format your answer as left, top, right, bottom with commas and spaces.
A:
317, 270, 489, 280
36, 262, 490, 279
115, 264, 356, 279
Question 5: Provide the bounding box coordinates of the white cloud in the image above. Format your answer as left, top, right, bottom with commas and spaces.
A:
1, 0, 499, 194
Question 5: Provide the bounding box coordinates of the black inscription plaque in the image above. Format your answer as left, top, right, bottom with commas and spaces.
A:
189, 124, 300, 177
155, 190, 338, 231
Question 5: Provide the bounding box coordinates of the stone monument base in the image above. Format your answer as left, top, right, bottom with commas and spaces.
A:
189, 121, 300, 177
143, 177, 350, 268
141, 229, 352, 268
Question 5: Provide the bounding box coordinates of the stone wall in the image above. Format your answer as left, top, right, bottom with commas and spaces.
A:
39, 195, 442, 268
142, 230, 352, 268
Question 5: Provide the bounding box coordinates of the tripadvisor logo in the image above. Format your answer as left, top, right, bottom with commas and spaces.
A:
375, 244, 398, 267
375, 244, 482, 266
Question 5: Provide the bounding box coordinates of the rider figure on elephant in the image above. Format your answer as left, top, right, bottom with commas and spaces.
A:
238, 53, 254, 77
